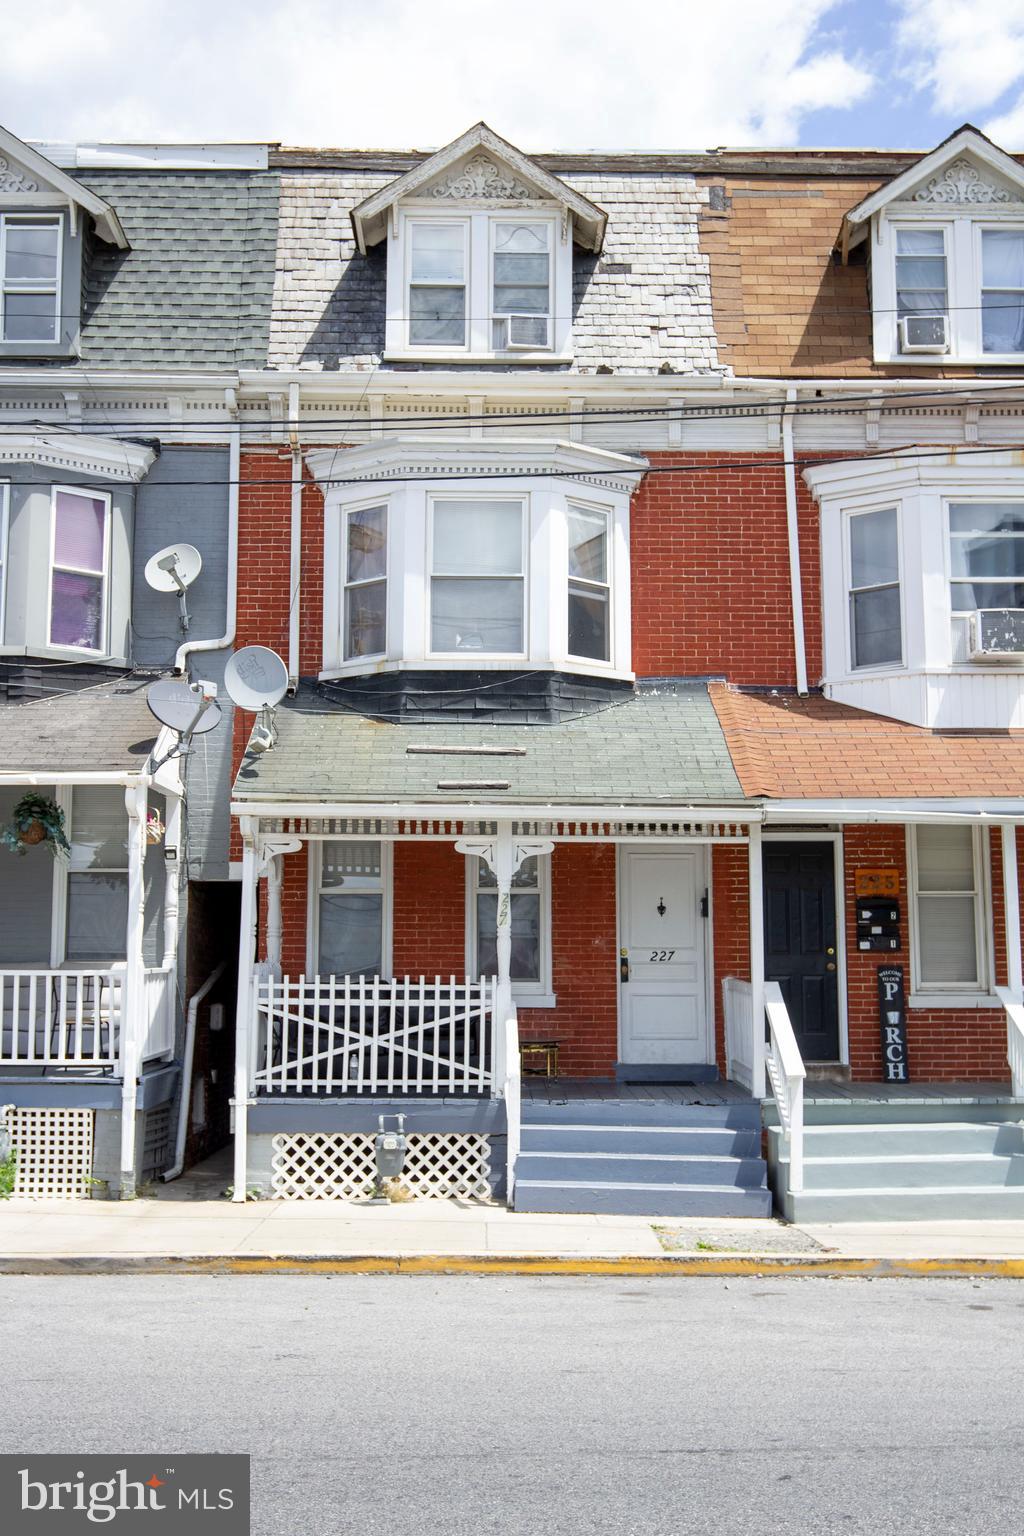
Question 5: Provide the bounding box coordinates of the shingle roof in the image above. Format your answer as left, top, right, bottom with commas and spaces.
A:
0, 673, 159, 774
233, 681, 745, 807
710, 684, 1024, 799
74, 169, 280, 370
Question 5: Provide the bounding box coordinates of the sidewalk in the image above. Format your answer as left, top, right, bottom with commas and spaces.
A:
3, 1196, 1024, 1273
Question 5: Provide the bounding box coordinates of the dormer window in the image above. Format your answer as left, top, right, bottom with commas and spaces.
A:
492, 222, 550, 350
981, 230, 1024, 353
1, 215, 61, 343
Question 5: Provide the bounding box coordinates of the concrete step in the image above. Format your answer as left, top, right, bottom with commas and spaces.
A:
779, 1152, 1024, 1191
521, 1101, 760, 1130
516, 1150, 768, 1188
785, 1185, 1024, 1222
768, 1121, 1024, 1159
522, 1124, 761, 1157
514, 1179, 773, 1218
764, 1098, 1024, 1128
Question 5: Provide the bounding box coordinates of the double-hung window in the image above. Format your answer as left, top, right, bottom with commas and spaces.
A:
430, 497, 525, 655
49, 487, 110, 652
981, 229, 1024, 354
949, 502, 1024, 614
567, 503, 610, 662
344, 503, 387, 660
314, 840, 389, 978
848, 507, 902, 668
492, 222, 551, 350
895, 228, 948, 329
470, 854, 551, 1000
912, 825, 986, 993
0, 214, 60, 343
408, 223, 467, 347
65, 787, 129, 962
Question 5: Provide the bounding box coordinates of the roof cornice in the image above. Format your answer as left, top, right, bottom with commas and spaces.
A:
0, 432, 157, 482
305, 434, 648, 495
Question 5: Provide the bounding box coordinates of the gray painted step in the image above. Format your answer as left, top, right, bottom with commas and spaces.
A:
514, 1179, 773, 1218
615, 1063, 719, 1084
524, 1125, 761, 1157
764, 1099, 1024, 1127
779, 1152, 1024, 1191
517, 1150, 768, 1188
784, 1185, 1024, 1221
521, 1102, 760, 1130
768, 1121, 1024, 1159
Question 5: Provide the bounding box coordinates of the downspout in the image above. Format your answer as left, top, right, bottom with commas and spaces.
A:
782, 386, 809, 696
162, 961, 226, 1183
175, 384, 240, 673
288, 380, 302, 690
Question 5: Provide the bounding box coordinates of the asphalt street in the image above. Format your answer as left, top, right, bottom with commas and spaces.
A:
0, 1275, 1021, 1535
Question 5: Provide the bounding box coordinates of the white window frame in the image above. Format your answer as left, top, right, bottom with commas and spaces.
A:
406, 218, 469, 351
0, 478, 9, 644
46, 484, 111, 656
386, 207, 570, 363
305, 839, 394, 978
945, 496, 1024, 622
426, 490, 529, 661
50, 785, 129, 967
341, 498, 389, 663
566, 498, 613, 665
906, 824, 994, 1006
0, 212, 62, 347
842, 502, 905, 673
874, 210, 1024, 364
464, 852, 555, 1007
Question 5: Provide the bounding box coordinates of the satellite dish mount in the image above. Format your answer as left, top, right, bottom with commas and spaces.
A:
146, 679, 222, 768
224, 646, 289, 755
144, 543, 203, 634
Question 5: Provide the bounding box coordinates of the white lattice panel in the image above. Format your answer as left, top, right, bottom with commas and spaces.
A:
270, 1132, 492, 1202
7, 1108, 94, 1200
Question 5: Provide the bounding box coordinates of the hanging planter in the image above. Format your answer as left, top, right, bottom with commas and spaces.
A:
0, 793, 71, 859
146, 810, 166, 846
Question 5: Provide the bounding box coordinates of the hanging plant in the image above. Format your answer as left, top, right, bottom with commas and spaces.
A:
0, 793, 71, 858
146, 809, 166, 846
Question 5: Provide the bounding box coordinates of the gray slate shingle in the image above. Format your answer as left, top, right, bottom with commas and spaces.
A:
0, 675, 160, 773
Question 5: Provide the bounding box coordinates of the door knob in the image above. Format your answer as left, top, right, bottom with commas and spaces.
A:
826, 962, 837, 972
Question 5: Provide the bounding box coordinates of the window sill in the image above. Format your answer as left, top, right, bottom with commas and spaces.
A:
877, 354, 1024, 367
513, 992, 557, 1010
908, 993, 1002, 1010
383, 350, 573, 366
319, 657, 636, 684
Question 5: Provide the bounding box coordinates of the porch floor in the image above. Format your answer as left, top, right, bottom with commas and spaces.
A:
800, 1080, 1021, 1106
521, 1078, 753, 1105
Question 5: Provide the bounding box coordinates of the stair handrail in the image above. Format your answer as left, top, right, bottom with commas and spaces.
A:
995, 986, 1024, 1099
764, 980, 806, 1195
503, 1003, 521, 1203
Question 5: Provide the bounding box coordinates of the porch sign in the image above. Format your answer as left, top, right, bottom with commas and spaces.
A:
877, 965, 910, 1083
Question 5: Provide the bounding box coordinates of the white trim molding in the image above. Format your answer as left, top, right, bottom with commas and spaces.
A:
0, 432, 156, 482
0, 123, 127, 247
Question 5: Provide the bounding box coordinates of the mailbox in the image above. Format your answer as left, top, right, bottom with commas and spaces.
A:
857, 901, 900, 926
858, 934, 900, 952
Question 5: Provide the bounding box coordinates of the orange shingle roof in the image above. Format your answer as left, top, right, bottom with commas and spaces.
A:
709, 684, 1024, 799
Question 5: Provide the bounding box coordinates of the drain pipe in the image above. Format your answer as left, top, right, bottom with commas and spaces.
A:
782, 386, 809, 696
287, 380, 302, 690
162, 961, 227, 1182
175, 385, 240, 673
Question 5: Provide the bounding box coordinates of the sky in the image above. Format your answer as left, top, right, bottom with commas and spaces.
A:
2, 0, 1024, 152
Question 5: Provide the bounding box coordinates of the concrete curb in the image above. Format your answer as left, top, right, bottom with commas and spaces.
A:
1, 1253, 1024, 1277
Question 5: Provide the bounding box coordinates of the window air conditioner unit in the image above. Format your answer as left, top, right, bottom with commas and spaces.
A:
968, 608, 1024, 662
505, 313, 550, 349
898, 313, 949, 353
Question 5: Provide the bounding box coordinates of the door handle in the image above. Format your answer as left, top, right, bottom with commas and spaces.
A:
620, 949, 629, 983
826, 962, 837, 972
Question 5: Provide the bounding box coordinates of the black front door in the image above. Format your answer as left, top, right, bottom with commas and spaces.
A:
763, 841, 840, 1062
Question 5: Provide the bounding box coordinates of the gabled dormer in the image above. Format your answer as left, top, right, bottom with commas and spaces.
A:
350, 122, 605, 365
0, 123, 127, 359
842, 125, 1024, 367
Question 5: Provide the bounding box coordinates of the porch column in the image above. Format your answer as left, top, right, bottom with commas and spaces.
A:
265, 854, 284, 972
232, 820, 260, 1203
1002, 823, 1023, 998
747, 822, 766, 1098
119, 782, 148, 1199
161, 793, 182, 970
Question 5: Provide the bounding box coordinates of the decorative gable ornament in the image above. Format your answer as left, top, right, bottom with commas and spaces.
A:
427, 154, 535, 203
913, 158, 1023, 206
0, 155, 39, 194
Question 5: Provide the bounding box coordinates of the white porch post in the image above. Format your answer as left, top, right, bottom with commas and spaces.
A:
232, 820, 260, 1203
119, 782, 148, 1199
161, 793, 182, 970
265, 853, 284, 972
1002, 823, 1023, 998
748, 822, 766, 1099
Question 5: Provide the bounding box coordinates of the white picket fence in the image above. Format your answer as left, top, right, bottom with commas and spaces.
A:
252, 973, 496, 1095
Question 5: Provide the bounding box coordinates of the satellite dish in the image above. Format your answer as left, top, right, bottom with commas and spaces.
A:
144, 544, 203, 633
146, 680, 222, 737
224, 646, 289, 711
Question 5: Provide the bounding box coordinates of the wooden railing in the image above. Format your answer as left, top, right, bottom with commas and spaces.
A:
764, 980, 806, 1195
251, 973, 496, 1096
995, 987, 1024, 1099
723, 976, 758, 1093
0, 968, 124, 1069
141, 966, 175, 1062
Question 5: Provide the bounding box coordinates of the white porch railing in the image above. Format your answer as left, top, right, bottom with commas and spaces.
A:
141, 966, 176, 1063
995, 987, 1024, 1099
0, 968, 124, 1069
764, 980, 806, 1195
251, 973, 496, 1095
723, 976, 757, 1093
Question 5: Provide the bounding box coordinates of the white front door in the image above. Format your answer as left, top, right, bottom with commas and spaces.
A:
618, 848, 710, 1065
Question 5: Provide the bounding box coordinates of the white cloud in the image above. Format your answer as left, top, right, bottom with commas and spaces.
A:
896, 0, 1024, 134
0, 0, 873, 149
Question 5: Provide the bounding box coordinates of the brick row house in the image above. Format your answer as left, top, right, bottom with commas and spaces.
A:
3, 117, 1024, 1217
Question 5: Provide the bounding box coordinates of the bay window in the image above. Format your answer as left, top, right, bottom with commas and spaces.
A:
65, 786, 128, 963
49, 486, 109, 652
0, 214, 60, 344
911, 825, 986, 994
568, 503, 610, 662
469, 853, 552, 1002
314, 840, 390, 978
430, 497, 524, 655
344, 503, 387, 660
949, 502, 1024, 613
848, 507, 902, 668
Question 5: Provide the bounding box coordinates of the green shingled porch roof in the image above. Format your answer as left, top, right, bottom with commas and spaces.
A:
232, 682, 747, 807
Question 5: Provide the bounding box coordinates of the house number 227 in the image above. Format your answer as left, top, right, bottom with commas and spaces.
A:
648, 949, 676, 962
